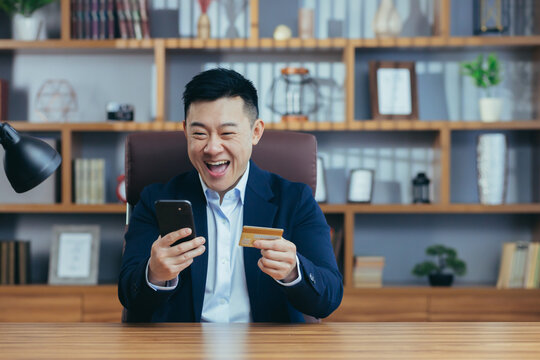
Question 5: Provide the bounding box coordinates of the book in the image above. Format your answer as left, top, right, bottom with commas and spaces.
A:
0, 241, 8, 285
85, 0, 92, 39
0, 79, 7, 121
107, 0, 116, 39
524, 242, 539, 288
16, 241, 30, 285
353, 256, 385, 288
116, 0, 128, 39
508, 242, 528, 288
131, 0, 142, 39
71, 0, 79, 38
123, 0, 135, 38
139, 0, 150, 39
496, 242, 516, 288
99, 0, 107, 39
91, 0, 100, 39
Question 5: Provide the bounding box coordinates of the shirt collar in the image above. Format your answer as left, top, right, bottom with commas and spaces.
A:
199, 161, 250, 205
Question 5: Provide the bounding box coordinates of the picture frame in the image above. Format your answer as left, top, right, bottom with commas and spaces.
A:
348, 169, 374, 203
48, 225, 100, 285
314, 156, 328, 203
369, 61, 418, 120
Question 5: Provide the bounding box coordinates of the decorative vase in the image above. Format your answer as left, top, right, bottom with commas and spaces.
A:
479, 97, 502, 122
372, 0, 402, 38
428, 273, 453, 287
12, 13, 44, 41
476, 133, 507, 205
197, 13, 211, 39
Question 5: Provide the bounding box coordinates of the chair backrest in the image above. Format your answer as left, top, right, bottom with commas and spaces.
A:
125, 130, 317, 207
123, 129, 320, 323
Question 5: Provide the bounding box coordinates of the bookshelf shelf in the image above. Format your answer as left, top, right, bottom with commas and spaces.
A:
10, 121, 540, 133
2, 203, 537, 215
0, 204, 125, 214
2, 35, 540, 51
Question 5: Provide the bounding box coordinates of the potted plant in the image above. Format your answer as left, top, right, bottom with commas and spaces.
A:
461, 53, 502, 122
412, 244, 466, 286
0, 0, 57, 41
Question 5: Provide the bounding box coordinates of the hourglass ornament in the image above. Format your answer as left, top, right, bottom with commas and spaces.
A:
267, 67, 319, 123
220, 0, 249, 38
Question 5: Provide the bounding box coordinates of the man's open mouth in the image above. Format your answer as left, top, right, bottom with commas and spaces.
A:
205, 160, 230, 175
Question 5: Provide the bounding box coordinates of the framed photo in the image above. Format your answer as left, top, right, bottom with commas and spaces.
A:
369, 61, 418, 120
314, 156, 328, 203
348, 169, 374, 203
48, 225, 100, 285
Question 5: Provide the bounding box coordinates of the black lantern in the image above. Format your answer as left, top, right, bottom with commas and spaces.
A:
1, 122, 62, 193
412, 172, 430, 204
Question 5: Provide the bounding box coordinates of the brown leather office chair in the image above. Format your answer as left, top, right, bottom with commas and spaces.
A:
123, 129, 319, 323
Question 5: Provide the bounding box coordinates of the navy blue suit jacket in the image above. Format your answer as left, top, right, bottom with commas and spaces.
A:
118, 161, 343, 322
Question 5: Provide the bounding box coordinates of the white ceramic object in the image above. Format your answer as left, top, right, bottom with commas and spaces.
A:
372, 0, 402, 38
12, 13, 44, 41
479, 97, 503, 122
477, 133, 507, 205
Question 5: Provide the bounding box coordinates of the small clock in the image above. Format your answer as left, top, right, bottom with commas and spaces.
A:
116, 174, 126, 204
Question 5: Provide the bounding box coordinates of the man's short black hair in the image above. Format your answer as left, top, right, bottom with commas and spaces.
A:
183, 68, 259, 125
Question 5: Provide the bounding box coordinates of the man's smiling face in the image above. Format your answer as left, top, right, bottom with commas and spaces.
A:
184, 96, 264, 198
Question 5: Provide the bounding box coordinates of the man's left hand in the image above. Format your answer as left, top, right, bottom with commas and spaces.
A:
253, 238, 298, 283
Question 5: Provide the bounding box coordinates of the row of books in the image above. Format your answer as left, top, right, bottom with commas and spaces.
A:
330, 227, 344, 273
497, 242, 540, 289
71, 0, 150, 40
0, 241, 31, 285
74, 158, 106, 204
353, 256, 385, 288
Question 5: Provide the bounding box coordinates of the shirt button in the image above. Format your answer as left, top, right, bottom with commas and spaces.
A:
219, 299, 227, 305
221, 258, 228, 265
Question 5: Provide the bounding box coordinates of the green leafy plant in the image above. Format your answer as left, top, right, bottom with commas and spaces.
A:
461, 53, 501, 96
0, 0, 57, 17
412, 244, 466, 277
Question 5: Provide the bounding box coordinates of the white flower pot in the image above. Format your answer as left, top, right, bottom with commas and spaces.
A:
479, 97, 502, 122
12, 14, 44, 41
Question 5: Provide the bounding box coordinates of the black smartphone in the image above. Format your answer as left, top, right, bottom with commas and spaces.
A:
154, 200, 196, 247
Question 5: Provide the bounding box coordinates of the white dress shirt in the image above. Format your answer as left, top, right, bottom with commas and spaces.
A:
146, 162, 302, 322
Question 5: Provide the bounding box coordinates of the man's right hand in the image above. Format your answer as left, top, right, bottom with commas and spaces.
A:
148, 228, 206, 286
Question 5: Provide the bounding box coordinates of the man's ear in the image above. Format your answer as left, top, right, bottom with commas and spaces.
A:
182, 120, 187, 138
251, 119, 264, 146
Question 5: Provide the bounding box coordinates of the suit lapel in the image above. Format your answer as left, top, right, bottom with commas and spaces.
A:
243, 162, 277, 321
179, 170, 208, 322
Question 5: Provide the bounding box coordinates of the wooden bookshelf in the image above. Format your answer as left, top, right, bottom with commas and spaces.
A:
2, 0, 540, 322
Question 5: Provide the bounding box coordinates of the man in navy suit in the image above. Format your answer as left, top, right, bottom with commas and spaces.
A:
119, 68, 343, 322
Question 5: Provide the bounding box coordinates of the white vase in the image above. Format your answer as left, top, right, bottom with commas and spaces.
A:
373, 0, 402, 38
477, 133, 507, 205
479, 97, 502, 122
12, 13, 44, 41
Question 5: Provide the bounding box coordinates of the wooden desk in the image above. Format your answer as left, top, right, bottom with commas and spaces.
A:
1, 323, 540, 359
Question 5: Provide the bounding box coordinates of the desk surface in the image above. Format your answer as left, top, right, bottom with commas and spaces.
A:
1, 322, 540, 359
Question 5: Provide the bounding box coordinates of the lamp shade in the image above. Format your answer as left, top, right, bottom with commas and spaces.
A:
1, 123, 62, 193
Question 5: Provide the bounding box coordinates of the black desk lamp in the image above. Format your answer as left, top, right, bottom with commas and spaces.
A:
0, 122, 62, 193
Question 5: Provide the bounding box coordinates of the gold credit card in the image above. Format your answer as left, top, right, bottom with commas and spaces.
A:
238, 225, 283, 247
